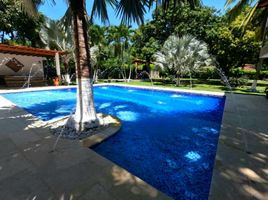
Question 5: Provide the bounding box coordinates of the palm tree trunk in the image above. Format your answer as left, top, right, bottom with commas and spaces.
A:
190, 73, 192, 89
176, 76, 180, 86
250, 58, 264, 92
127, 65, 132, 82
176, 71, 181, 86
135, 63, 138, 79
93, 69, 99, 83
251, 15, 267, 92
66, 0, 99, 132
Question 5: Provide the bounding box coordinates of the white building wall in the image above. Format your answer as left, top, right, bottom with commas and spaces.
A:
0, 53, 45, 77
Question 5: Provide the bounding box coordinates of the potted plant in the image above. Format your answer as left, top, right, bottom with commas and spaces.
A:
265, 87, 268, 99
53, 77, 60, 86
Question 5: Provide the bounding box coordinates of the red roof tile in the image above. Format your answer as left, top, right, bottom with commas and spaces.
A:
0, 44, 65, 57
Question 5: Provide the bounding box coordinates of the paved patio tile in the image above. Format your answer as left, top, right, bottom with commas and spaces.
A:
0, 138, 18, 157
0, 169, 55, 200
209, 94, 268, 200
78, 183, 118, 200
0, 152, 33, 181
209, 170, 251, 200
41, 159, 106, 196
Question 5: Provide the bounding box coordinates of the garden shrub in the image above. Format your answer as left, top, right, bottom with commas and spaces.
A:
229, 68, 268, 79
193, 67, 219, 80
149, 63, 156, 70
228, 76, 249, 87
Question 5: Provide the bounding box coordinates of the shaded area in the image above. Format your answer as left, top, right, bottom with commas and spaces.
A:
209, 93, 268, 200
0, 98, 169, 200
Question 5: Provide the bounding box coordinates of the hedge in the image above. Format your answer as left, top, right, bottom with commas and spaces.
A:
229, 68, 268, 79
193, 67, 268, 80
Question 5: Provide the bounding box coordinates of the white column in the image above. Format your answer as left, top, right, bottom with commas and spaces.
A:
55, 52, 61, 77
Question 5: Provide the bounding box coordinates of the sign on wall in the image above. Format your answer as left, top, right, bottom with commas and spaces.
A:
5, 58, 24, 72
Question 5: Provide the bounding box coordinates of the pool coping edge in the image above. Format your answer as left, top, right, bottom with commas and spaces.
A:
0, 83, 225, 97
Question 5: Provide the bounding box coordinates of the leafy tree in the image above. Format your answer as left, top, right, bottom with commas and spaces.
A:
132, 32, 159, 72
133, 4, 261, 76
154, 35, 212, 86
89, 24, 106, 46
105, 25, 132, 57
40, 17, 74, 78
225, 0, 267, 91
208, 11, 261, 74
104, 25, 134, 81
0, 0, 44, 46
225, 0, 267, 39
132, 5, 219, 73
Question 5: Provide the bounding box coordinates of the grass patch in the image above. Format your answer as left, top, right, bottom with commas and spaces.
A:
99, 79, 268, 96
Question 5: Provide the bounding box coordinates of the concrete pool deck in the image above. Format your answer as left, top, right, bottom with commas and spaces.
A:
0, 94, 170, 200
209, 93, 268, 200
0, 85, 267, 199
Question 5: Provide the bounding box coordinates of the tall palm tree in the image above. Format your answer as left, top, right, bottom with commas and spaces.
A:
154, 35, 211, 87
40, 17, 73, 77
105, 25, 133, 81
225, 0, 268, 91
65, 0, 153, 132
40, 17, 99, 84
22, 0, 198, 133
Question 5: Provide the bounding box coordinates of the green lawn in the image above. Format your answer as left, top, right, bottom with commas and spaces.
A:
99, 79, 268, 96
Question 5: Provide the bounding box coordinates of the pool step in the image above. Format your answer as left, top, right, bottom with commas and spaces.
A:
4, 76, 46, 87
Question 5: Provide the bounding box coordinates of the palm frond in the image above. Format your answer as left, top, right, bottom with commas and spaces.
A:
21, 0, 38, 16
254, 8, 268, 40
225, 0, 238, 7
158, 0, 201, 10
59, 7, 73, 44
153, 34, 212, 74
21, 0, 55, 16
226, 0, 251, 21
240, 3, 258, 31
115, 0, 148, 24
91, 0, 117, 23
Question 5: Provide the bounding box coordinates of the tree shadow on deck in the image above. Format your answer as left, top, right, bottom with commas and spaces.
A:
209, 93, 268, 200
0, 104, 168, 200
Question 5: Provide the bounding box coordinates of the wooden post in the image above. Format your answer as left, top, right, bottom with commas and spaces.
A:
55, 52, 61, 80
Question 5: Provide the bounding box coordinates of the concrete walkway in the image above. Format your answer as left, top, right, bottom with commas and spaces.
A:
0, 96, 169, 200
209, 93, 268, 200
0, 88, 267, 199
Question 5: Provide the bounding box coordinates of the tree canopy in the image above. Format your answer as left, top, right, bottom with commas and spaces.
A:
1, 0, 264, 78
132, 3, 262, 74
0, 0, 44, 46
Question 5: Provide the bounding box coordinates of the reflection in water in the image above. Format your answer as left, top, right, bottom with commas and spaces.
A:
99, 102, 111, 109
171, 94, 182, 98
157, 101, 166, 105
185, 151, 201, 162
116, 111, 139, 122
114, 105, 127, 110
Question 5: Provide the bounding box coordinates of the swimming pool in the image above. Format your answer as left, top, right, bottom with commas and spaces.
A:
1, 85, 225, 199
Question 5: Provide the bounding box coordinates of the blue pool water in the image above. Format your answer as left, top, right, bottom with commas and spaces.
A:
1, 86, 225, 199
